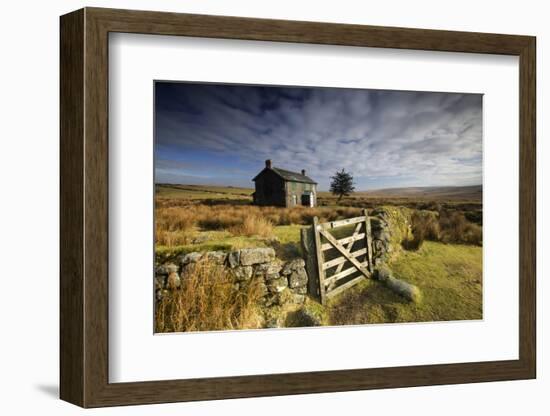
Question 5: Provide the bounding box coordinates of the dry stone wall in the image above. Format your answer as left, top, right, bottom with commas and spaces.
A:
155, 247, 309, 308
370, 207, 413, 265
155, 207, 416, 311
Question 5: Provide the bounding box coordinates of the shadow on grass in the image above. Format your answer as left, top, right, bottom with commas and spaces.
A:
266, 240, 302, 261
328, 280, 408, 326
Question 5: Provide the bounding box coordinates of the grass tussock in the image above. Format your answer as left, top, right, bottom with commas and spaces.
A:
155, 230, 191, 247
403, 211, 440, 250
155, 201, 363, 247
198, 212, 242, 230
439, 210, 482, 245
154, 207, 197, 247
155, 259, 264, 332
230, 215, 274, 238
403, 209, 482, 251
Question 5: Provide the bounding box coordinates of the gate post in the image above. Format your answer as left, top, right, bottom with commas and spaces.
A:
312, 216, 326, 304
363, 209, 373, 272
300, 225, 321, 302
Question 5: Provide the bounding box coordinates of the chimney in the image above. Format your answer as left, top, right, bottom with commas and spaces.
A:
301, 169, 306, 176
265, 159, 272, 169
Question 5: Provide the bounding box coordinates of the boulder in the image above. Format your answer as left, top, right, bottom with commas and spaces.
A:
204, 250, 227, 265
385, 276, 422, 303
289, 267, 308, 288
292, 286, 307, 295
239, 247, 275, 266
267, 277, 288, 293
375, 265, 392, 282
230, 266, 253, 281
254, 260, 283, 277
178, 252, 203, 266
281, 258, 306, 275
155, 264, 171, 275
265, 272, 280, 281
227, 251, 240, 268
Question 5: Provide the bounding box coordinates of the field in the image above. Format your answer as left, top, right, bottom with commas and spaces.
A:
156, 184, 254, 200
155, 183, 483, 330
327, 241, 482, 325
155, 184, 369, 262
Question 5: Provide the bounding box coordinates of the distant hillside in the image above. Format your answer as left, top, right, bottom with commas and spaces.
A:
155, 183, 253, 200
363, 185, 482, 201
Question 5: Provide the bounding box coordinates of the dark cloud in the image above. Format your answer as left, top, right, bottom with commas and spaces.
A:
155, 82, 482, 190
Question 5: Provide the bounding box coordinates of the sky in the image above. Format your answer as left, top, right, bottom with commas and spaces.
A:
155, 82, 482, 191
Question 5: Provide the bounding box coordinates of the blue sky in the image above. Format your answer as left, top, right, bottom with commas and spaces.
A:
155, 82, 482, 191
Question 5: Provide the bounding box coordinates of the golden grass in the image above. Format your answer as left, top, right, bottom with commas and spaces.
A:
154, 206, 197, 247
439, 210, 482, 245
198, 211, 242, 230
158, 207, 196, 231
230, 215, 274, 238
155, 259, 264, 332
402, 209, 482, 251
155, 229, 191, 247
155, 202, 363, 246
403, 211, 440, 250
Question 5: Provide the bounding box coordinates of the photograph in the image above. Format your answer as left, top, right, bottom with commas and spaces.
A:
153, 81, 483, 333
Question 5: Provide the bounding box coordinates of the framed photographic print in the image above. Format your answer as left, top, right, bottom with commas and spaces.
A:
60, 7, 536, 408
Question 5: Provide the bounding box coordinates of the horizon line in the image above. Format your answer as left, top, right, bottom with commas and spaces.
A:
155, 182, 483, 192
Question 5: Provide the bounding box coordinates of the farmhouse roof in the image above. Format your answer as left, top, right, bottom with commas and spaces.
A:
272, 167, 317, 184
253, 166, 317, 184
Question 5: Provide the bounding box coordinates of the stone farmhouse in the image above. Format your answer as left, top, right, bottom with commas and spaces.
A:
252, 159, 317, 207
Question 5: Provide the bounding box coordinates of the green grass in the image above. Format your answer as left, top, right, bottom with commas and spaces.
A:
273, 224, 303, 244
328, 241, 482, 325
156, 224, 306, 263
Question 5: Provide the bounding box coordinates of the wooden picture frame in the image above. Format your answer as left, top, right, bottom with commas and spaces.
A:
60, 7, 536, 408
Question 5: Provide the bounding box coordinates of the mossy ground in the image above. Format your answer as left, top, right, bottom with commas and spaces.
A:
328, 241, 482, 325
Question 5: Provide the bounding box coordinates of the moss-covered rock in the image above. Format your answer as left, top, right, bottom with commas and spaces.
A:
385, 276, 422, 303
370, 206, 413, 264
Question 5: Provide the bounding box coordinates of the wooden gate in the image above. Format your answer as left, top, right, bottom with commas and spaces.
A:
301, 209, 373, 304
